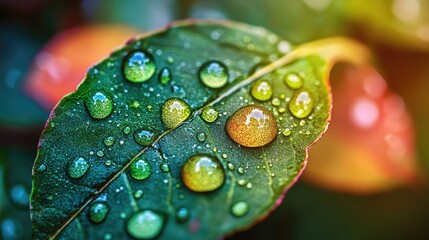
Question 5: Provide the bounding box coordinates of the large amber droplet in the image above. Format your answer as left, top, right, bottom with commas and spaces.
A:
225, 105, 277, 147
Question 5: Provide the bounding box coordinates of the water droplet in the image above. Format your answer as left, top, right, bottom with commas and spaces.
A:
238, 179, 247, 186
167, 56, 175, 64
129, 100, 140, 108
104, 136, 115, 147
134, 190, 144, 198
133, 129, 156, 146
227, 162, 235, 171
282, 128, 292, 136
89, 202, 109, 223
161, 98, 191, 128
160, 163, 170, 173
130, 158, 151, 180
176, 207, 190, 223
199, 61, 228, 88
85, 91, 113, 119
289, 90, 314, 118
105, 160, 112, 166
237, 167, 245, 174
159, 67, 172, 84
68, 157, 90, 179
231, 201, 249, 217
123, 126, 131, 135
246, 182, 253, 189
38, 164, 46, 172
127, 210, 164, 239
201, 107, 219, 123
271, 97, 281, 106
181, 154, 225, 192
96, 151, 104, 157
250, 80, 273, 101
197, 132, 206, 142
226, 105, 278, 147
299, 119, 306, 126
123, 51, 156, 83
284, 72, 303, 89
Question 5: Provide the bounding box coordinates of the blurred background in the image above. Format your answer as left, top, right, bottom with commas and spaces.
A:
1, 0, 429, 239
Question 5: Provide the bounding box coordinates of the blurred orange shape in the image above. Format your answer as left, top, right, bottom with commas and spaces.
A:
304, 65, 421, 194
24, 25, 139, 109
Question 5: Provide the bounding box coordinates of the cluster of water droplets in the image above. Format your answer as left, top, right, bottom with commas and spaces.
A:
62, 33, 317, 238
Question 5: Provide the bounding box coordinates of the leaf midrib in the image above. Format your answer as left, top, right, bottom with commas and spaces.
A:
50, 36, 368, 239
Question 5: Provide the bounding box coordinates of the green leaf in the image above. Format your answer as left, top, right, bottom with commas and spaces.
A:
30, 20, 368, 239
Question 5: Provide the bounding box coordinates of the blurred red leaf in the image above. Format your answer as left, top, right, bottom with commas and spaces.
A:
24, 25, 139, 109
304, 65, 421, 194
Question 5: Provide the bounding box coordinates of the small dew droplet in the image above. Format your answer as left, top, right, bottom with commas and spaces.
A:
85, 91, 113, 120
271, 97, 281, 106
227, 162, 235, 171
201, 107, 219, 123
161, 98, 191, 129
104, 136, 115, 147
89, 202, 109, 223
181, 154, 225, 192
96, 151, 104, 157
176, 207, 190, 223
284, 72, 303, 89
123, 126, 131, 135
123, 51, 156, 83
238, 179, 247, 186
197, 132, 206, 142
133, 129, 156, 146
167, 56, 175, 64
129, 100, 140, 108
130, 158, 151, 180
127, 210, 164, 239
250, 80, 273, 102
38, 164, 46, 172
68, 157, 90, 179
199, 61, 229, 88
231, 201, 249, 217
282, 128, 292, 136
289, 90, 314, 118
226, 105, 278, 147
160, 163, 170, 173
134, 190, 144, 198
158, 67, 172, 84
